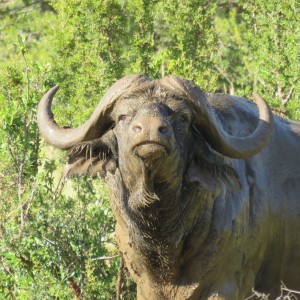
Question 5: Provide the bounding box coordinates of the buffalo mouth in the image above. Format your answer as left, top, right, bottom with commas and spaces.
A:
132, 141, 169, 161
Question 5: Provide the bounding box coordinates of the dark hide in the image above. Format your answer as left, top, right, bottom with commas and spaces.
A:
39, 77, 300, 299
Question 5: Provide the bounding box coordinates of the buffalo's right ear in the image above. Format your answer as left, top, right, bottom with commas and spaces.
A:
63, 130, 117, 178
187, 127, 241, 194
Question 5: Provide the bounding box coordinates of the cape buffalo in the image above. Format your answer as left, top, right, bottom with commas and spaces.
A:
37, 75, 300, 299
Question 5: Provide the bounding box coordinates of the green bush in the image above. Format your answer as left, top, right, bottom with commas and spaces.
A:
0, 0, 299, 299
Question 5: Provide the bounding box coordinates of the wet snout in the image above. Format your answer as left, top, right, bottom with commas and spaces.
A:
129, 112, 175, 160
130, 115, 171, 140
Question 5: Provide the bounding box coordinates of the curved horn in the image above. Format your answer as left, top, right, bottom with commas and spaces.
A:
37, 75, 150, 149
160, 76, 273, 159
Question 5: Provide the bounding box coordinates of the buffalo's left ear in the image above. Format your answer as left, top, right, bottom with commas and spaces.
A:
187, 128, 241, 194
63, 130, 117, 178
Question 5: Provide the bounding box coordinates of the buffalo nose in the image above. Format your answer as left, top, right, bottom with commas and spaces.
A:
130, 116, 171, 137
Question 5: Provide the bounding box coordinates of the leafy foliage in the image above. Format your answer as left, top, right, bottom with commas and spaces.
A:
215, 0, 300, 116
0, 0, 299, 298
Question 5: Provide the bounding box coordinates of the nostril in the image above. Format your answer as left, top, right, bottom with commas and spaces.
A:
159, 126, 168, 134
132, 125, 142, 133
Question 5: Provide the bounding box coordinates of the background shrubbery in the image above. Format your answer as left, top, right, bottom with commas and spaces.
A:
0, 0, 299, 298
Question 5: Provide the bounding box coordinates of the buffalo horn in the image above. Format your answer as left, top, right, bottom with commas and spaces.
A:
160, 76, 273, 159
37, 75, 149, 149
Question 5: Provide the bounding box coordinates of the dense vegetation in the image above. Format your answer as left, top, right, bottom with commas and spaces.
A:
0, 0, 299, 298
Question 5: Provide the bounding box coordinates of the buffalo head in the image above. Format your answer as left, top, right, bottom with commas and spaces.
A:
38, 74, 272, 175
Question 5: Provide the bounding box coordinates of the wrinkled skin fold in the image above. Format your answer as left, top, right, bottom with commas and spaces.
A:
38, 75, 300, 299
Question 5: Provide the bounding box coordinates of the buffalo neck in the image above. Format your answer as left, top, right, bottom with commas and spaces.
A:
106, 162, 214, 284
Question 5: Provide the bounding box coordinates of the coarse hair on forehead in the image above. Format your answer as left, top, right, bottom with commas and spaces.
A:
121, 79, 189, 103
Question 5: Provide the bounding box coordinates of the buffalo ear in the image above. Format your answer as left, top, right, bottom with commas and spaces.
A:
63, 130, 117, 178
187, 160, 220, 193
187, 128, 241, 193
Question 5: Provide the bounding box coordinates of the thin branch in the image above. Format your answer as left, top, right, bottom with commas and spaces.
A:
0, 256, 14, 276
19, 50, 31, 233
22, 180, 37, 223
6, 137, 20, 174
42, 236, 56, 245
213, 66, 235, 95
0, 183, 16, 190
282, 86, 294, 106
244, 289, 269, 300
22, 50, 30, 107
116, 254, 124, 300
281, 287, 300, 295
91, 254, 119, 261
